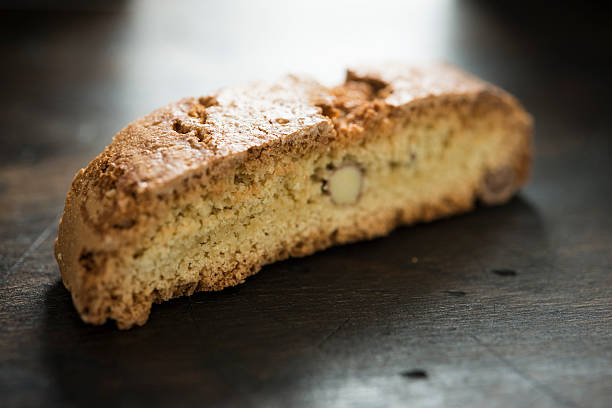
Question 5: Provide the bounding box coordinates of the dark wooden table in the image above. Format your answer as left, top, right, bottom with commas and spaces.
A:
1, 2, 611, 407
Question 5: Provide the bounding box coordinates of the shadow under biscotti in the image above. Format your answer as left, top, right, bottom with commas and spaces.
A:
41, 196, 548, 407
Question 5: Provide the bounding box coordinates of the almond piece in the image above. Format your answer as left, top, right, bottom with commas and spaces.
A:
328, 165, 363, 205
478, 166, 516, 205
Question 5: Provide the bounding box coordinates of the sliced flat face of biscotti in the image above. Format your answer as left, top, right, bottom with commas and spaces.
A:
55, 64, 532, 328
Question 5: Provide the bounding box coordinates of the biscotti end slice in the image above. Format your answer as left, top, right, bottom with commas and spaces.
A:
55, 64, 532, 328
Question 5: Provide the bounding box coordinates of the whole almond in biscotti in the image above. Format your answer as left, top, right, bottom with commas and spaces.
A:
55, 63, 532, 328
326, 164, 363, 205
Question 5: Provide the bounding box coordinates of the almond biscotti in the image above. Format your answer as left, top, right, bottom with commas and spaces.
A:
55, 63, 532, 328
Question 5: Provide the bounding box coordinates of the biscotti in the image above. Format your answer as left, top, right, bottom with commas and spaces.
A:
55, 63, 532, 328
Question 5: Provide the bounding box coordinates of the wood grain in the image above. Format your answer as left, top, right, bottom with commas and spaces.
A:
1, 2, 611, 407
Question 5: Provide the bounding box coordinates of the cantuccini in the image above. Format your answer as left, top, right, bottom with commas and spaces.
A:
55, 63, 532, 328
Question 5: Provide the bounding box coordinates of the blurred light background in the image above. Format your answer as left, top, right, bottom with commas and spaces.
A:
1, 0, 608, 163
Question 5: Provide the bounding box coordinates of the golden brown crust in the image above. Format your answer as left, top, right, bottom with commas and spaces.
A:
55, 63, 533, 328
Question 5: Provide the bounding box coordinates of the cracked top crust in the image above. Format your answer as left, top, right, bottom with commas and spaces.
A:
347, 62, 489, 106
92, 75, 331, 197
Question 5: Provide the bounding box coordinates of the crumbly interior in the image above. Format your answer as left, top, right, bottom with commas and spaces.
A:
125, 105, 512, 304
